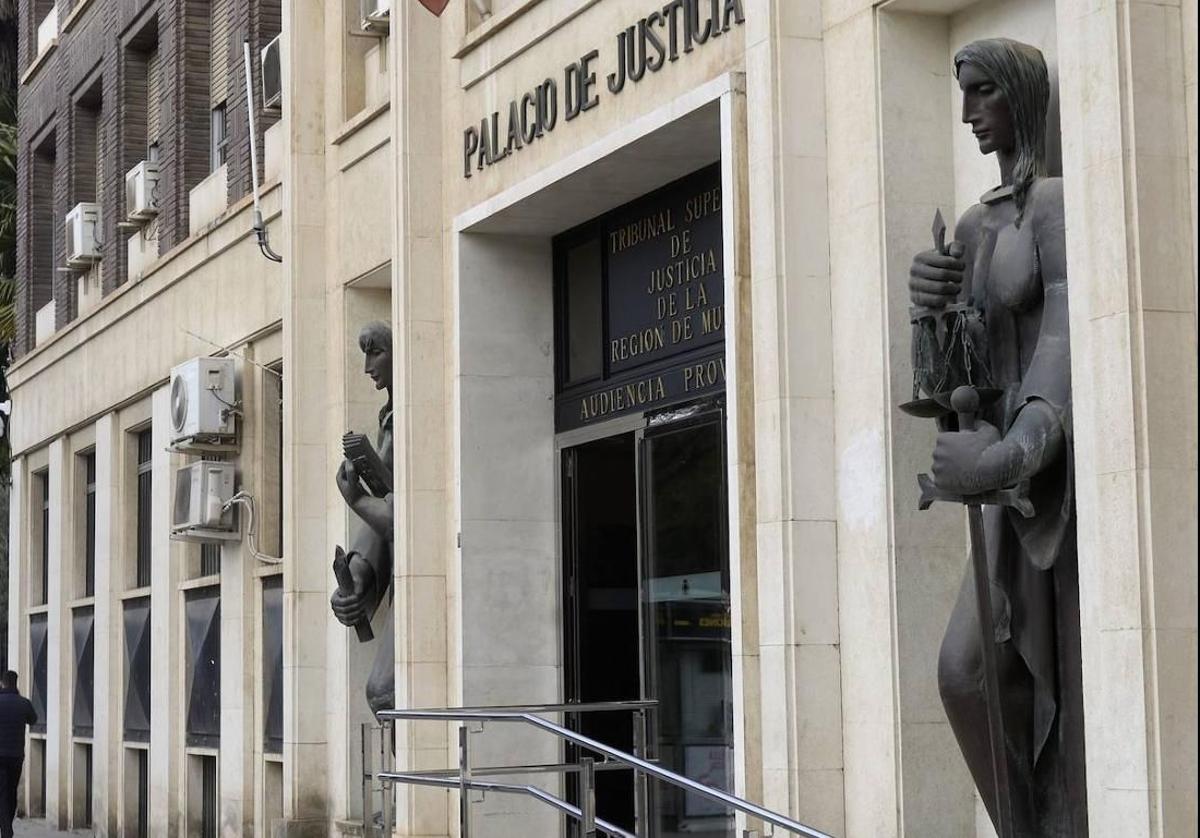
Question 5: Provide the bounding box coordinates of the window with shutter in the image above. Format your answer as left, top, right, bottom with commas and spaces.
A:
147, 48, 161, 153
95, 117, 104, 205
210, 0, 233, 109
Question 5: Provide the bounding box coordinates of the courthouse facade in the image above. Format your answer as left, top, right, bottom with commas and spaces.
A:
7, 0, 1197, 837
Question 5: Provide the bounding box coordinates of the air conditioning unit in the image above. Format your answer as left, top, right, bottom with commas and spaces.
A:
65, 202, 102, 268
360, 0, 391, 33
125, 160, 161, 221
171, 461, 239, 542
169, 357, 238, 450
261, 35, 281, 112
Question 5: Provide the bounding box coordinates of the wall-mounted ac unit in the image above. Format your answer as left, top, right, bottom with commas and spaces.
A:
65, 202, 102, 268
125, 160, 161, 221
171, 461, 239, 542
261, 35, 282, 112
169, 357, 238, 450
360, 0, 391, 33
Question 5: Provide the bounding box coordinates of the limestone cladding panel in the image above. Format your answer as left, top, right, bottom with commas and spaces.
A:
443, 0, 748, 213
335, 141, 394, 283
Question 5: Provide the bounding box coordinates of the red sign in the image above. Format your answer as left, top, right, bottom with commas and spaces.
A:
417, 0, 450, 15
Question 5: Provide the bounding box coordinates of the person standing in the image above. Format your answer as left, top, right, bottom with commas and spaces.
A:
0, 670, 37, 838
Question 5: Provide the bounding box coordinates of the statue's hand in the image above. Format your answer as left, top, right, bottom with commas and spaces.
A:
910, 243, 965, 309
931, 421, 1014, 495
336, 459, 365, 505
330, 552, 375, 627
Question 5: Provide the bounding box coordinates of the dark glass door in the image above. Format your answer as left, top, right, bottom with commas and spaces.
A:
563, 410, 733, 838
563, 433, 641, 833
640, 416, 733, 838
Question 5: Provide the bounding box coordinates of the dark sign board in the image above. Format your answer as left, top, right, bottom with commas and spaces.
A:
555, 165, 725, 432
607, 169, 725, 374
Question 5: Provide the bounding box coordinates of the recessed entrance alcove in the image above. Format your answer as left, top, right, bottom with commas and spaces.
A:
454, 84, 734, 837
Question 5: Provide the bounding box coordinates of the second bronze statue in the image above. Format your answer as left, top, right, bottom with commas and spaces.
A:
331, 321, 396, 714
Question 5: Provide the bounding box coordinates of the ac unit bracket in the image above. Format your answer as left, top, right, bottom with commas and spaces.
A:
167, 435, 240, 456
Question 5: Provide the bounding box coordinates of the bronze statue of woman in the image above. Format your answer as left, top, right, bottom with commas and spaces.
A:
909, 39, 1087, 835
330, 321, 395, 713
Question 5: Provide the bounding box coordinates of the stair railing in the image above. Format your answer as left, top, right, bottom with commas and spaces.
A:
371, 702, 835, 838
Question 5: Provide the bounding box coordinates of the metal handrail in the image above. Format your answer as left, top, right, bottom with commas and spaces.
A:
383, 771, 636, 838
378, 707, 834, 838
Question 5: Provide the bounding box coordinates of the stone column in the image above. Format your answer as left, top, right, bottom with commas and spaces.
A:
1057, 1, 1198, 835
719, 73, 763, 826
390, 2, 449, 836
220, 351, 261, 836
5, 459, 25, 806
821, 2, 901, 835
92, 413, 120, 837
149, 387, 184, 836
744, 0, 845, 834
44, 438, 69, 828
282, 0, 332, 832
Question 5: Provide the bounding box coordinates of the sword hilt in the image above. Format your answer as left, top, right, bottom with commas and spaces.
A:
917, 386, 1035, 518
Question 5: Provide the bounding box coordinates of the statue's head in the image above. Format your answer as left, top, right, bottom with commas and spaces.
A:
954, 38, 1049, 222
358, 321, 393, 392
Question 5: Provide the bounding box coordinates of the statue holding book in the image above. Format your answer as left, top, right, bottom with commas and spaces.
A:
331, 321, 396, 713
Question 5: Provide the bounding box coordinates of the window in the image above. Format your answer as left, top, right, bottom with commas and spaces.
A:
74, 743, 93, 827
72, 606, 95, 737
185, 587, 221, 748
147, 47, 162, 159
263, 365, 283, 557
209, 0, 232, 172
123, 597, 152, 742
210, 105, 228, 172
262, 575, 283, 754
35, 470, 49, 605
135, 749, 149, 838
73, 81, 103, 206
27, 131, 56, 345
31, 0, 56, 58
83, 452, 96, 597
200, 543, 221, 577
561, 237, 603, 386
29, 613, 48, 734
202, 756, 218, 837
135, 430, 152, 588
189, 754, 219, 838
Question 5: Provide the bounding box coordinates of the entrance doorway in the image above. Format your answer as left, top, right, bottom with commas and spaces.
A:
562, 411, 734, 838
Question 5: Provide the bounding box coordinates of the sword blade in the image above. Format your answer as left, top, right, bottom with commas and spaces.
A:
966, 502, 1016, 838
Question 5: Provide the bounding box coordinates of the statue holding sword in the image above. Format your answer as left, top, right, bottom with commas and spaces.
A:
904, 39, 1087, 837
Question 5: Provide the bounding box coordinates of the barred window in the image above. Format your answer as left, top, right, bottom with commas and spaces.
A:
32, 470, 50, 606
135, 430, 153, 588
83, 452, 96, 597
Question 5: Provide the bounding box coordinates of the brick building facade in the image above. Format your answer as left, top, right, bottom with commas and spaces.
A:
15, 0, 279, 356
